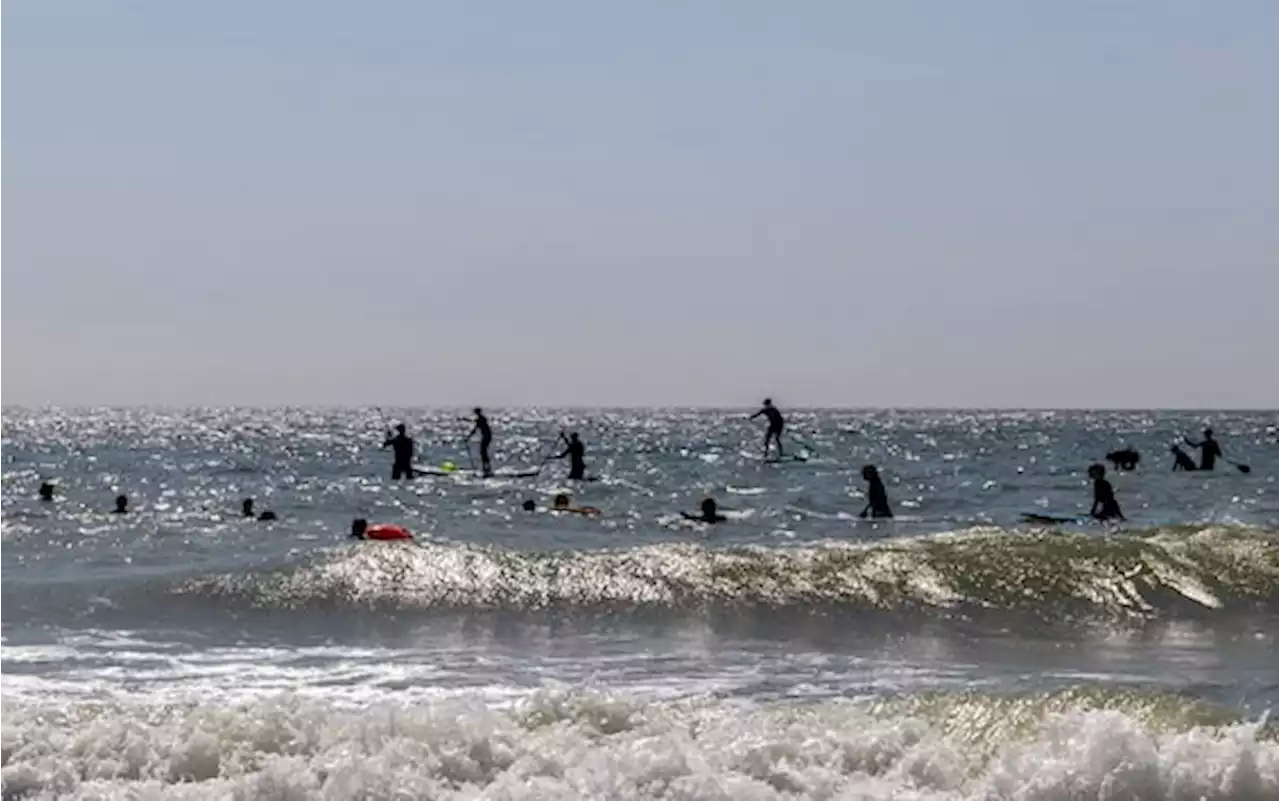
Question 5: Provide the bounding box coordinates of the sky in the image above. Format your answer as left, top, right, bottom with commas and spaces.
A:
3, 1, 1276, 408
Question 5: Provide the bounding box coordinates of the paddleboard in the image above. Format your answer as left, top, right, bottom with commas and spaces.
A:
412, 464, 475, 477
765, 454, 808, 464
492, 467, 542, 478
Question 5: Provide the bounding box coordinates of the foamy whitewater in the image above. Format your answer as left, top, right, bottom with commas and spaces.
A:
2, 408, 1276, 799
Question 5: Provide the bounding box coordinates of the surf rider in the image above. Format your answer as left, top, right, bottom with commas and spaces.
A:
858, 465, 894, 518
1088, 464, 1124, 521
553, 433, 587, 480
382, 423, 416, 480
467, 408, 494, 477
1183, 428, 1223, 471
750, 398, 785, 459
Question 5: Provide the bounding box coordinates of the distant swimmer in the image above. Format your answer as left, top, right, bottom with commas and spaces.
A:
113, 494, 129, 514
682, 498, 727, 524
1170, 445, 1198, 472
38, 482, 55, 502
1087, 464, 1124, 521
241, 498, 277, 521
552, 493, 601, 517
553, 433, 588, 480
382, 423, 416, 480
750, 398, 785, 459
1183, 428, 1223, 471
467, 408, 494, 477
1105, 448, 1140, 471
858, 465, 894, 519
350, 518, 413, 540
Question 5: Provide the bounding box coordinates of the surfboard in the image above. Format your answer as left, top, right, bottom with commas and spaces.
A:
412, 464, 475, 477
1020, 512, 1088, 524
492, 467, 542, 478
765, 454, 808, 464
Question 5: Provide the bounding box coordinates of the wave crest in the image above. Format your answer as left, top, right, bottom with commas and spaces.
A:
175, 526, 1278, 621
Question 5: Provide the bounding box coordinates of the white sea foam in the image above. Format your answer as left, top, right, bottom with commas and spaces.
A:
1, 689, 1273, 800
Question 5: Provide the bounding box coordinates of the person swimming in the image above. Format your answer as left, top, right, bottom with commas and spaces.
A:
1184, 429, 1223, 471
750, 399, 786, 459
113, 494, 129, 514
1088, 464, 1124, 521
1171, 445, 1198, 471
858, 465, 894, 518
551, 493, 601, 517
553, 433, 588, 480
241, 498, 277, 521
467, 408, 494, 477
382, 423, 416, 480
38, 481, 55, 502
681, 498, 727, 524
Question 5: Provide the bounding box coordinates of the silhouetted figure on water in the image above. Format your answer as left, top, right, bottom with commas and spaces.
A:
242, 498, 277, 521
382, 423, 416, 480
467, 408, 493, 477
38, 482, 55, 502
1171, 445, 1198, 472
750, 399, 786, 459
1106, 448, 1140, 471
113, 495, 129, 514
1184, 429, 1223, 471
682, 498, 727, 524
1088, 464, 1124, 521
858, 465, 894, 519
553, 433, 587, 480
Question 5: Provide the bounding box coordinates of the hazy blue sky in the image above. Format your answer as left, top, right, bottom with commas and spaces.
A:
4, 2, 1275, 407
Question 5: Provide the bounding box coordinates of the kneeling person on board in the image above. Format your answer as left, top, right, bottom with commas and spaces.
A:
1088, 464, 1124, 521
682, 498, 727, 524
858, 465, 894, 519
383, 423, 416, 480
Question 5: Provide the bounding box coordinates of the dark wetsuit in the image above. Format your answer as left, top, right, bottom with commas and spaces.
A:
1186, 438, 1222, 471
1091, 478, 1124, 521
865, 478, 893, 518
752, 405, 786, 457
475, 414, 493, 475
385, 433, 415, 480
559, 439, 586, 480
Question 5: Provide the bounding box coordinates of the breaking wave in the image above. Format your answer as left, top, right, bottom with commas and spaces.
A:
173, 525, 1277, 623
1, 686, 1274, 800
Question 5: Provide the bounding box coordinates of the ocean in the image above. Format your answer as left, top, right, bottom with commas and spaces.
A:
2, 407, 1276, 800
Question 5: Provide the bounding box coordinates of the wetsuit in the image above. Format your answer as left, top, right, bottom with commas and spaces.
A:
475, 414, 493, 476
752, 405, 786, 457
1186, 437, 1222, 471
558, 439, 586, 480
1091, 478, 1124, 521
385, 432, 415, 480
865, 477, 893, 518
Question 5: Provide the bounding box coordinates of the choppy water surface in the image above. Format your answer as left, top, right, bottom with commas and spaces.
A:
2, 407, 1276, 799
